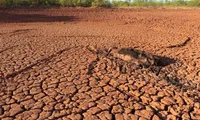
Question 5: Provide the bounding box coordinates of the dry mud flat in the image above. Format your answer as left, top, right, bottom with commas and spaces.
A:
0, 8, 200, 120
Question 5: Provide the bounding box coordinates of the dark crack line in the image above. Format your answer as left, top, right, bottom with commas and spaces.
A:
11, 29, 35, 34
9, 29, 35, 37
109, 105, 116, 120
167, 37, 191, 48
2, 46, 81, 81
0, 45, 20, 54
106, 82, 134, 101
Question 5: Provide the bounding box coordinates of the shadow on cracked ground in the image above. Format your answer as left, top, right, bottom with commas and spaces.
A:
87, 47, 199, 92
0, 12, 78, 23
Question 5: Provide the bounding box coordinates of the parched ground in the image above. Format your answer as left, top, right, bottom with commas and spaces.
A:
0, 8, 200, 120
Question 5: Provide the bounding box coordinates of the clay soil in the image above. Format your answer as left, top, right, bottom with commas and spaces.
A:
0, 8, 200, 120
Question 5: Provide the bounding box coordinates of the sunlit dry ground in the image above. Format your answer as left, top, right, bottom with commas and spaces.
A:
0, 8, 200, 120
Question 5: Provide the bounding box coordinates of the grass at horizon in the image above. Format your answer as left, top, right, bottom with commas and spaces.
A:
0, 0, 199, 8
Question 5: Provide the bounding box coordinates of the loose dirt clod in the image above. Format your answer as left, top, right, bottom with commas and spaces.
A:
87, 46, 166, 75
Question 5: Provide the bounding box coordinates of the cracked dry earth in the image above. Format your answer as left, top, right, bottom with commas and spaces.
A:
0, 8, 200, 120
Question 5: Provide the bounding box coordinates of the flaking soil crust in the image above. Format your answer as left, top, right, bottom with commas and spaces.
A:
0, 8, 200, 120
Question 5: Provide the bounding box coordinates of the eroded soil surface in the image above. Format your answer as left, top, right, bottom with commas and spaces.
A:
0, 8, 200, 120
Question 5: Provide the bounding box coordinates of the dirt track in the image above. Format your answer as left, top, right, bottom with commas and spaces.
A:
0, 8, 200, 120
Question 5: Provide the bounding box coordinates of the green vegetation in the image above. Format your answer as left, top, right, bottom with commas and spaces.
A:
0, 0, 57, 7
0, 0, 200, 8
112, 0, 200, 8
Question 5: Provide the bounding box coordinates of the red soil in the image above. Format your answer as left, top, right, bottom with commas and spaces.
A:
0, 8, 200, 120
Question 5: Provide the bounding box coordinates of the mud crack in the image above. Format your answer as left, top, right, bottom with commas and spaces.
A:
167, 37, 191, 48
